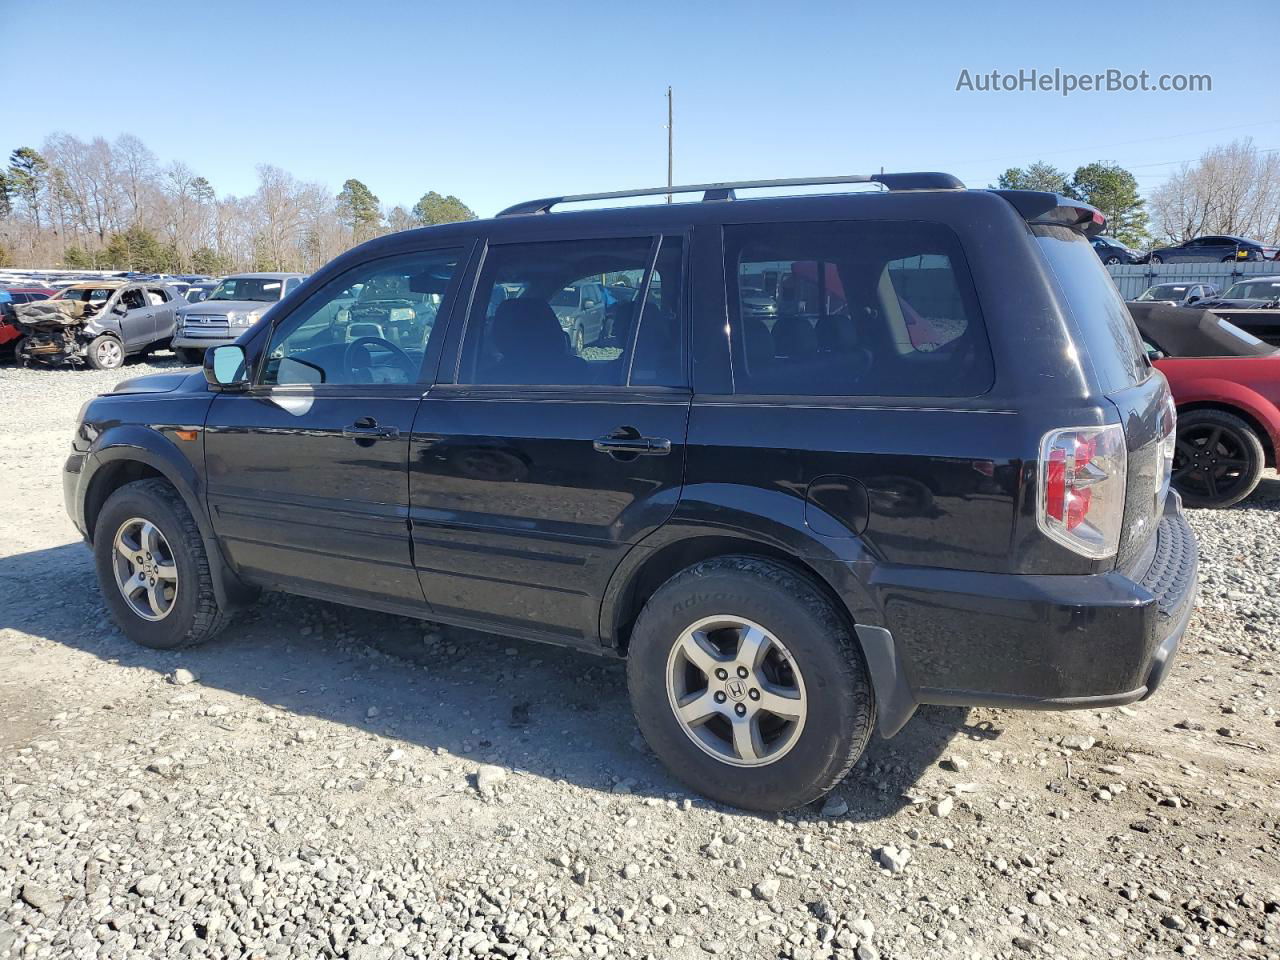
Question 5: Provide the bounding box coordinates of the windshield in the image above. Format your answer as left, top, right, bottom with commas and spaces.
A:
208, 277, 284, 302
1222, 280, 1280, 300
53, 287, 115, 303
1137, 284, 1189, 301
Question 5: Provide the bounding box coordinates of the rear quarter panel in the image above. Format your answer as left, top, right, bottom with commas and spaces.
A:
1155, 356, 1280, 455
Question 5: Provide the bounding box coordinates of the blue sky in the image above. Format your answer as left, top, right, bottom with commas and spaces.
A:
6, 0, 1278, 217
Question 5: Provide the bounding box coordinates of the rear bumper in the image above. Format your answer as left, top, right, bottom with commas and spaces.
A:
854, 494, 1197, 736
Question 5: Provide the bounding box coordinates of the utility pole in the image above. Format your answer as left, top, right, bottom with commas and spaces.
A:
666, 86, 673, 203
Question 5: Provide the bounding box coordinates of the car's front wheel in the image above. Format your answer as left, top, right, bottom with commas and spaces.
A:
627, 556, 875, 811
94, 479, 231, 648
1173, 408, 1266, 508
86, 334, 124, 370
1104, 255, 1121, 265
1149, 254, 1163, 264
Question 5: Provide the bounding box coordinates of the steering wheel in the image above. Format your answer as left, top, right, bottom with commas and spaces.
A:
343, 336, 415, 381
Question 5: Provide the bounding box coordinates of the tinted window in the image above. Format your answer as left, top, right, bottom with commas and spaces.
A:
459, 236, 683, 387
260, 249, 461, 387
726, 221, 992, 397
1033, 225, 1147, 391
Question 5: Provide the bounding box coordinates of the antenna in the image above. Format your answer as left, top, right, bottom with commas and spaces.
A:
666, 86, 673, 204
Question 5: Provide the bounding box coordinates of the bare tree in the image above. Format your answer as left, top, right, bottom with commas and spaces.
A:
0, 130, 477, 270
1151, 139, 1280, 243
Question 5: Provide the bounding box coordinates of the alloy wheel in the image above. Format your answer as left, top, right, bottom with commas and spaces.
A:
97, 338, 123, 367
1173, 425, 1252, 503
111, 517, 179, 621
665, 615, 807, 767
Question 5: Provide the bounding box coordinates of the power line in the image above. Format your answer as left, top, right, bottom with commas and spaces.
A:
946, 120, 1280, 169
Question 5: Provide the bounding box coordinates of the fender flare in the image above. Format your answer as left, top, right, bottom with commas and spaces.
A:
1173, 377, 1280, 455
85, 426, 256, 610
597, 484, 912, 735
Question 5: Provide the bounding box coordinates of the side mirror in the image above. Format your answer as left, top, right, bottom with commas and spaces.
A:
112, 302, 128, 315
583, 298, 598, 309
1146, 348, 1166, 362
1187, 296, 1200, 304
204, 344, 249, 390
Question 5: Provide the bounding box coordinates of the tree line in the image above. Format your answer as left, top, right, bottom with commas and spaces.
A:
0, 133, 476, 272
994, 139, 1280, 249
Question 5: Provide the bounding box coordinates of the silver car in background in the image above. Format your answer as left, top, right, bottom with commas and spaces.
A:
172, 272, 306, 364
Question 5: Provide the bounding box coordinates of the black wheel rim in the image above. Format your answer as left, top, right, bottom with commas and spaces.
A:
1173, 424, 1252, 501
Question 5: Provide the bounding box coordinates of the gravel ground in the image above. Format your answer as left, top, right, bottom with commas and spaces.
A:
1, 355, 1278, 960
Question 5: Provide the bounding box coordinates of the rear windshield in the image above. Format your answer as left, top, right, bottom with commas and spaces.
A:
1034, 225, 1148, 392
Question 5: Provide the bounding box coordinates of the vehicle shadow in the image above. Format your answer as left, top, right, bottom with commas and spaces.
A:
1237, 473, 1280, 510
0, 540, 974, 822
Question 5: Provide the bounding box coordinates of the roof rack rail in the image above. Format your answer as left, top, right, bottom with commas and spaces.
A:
496, 172, 964, 217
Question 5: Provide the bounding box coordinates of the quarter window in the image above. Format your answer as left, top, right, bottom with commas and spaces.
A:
459, 236, 684, 387
726, 221, 992, 397
259, 249, 462, 387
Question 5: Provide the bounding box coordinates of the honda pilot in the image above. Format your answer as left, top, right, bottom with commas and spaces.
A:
64, 173, 1197, 811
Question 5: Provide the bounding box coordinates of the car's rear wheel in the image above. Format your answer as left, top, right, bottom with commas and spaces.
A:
1173, 409, 1266, 508
86, 334, 124, 370
1149, 254, 1163, 264
94, 479, 230, 648
1104, 255, 1121, 265
627, 556, 874, 811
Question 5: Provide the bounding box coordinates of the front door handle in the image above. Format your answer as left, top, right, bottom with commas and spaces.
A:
593, 428, 671, 457
342, 417, 400, 441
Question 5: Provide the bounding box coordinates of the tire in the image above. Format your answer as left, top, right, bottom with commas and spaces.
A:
1149, 254, 1163, 264
177, 348, 203, 366
627, 556, 875, 811
1104, 256, 1121, 265
1172, 408, 1266, 509
86, 334, 124, 370
573, 325, 586, 354
93, 479, 231, 649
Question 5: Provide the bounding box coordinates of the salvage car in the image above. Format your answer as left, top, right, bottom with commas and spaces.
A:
1129, 301, 1280, 507
171, 273, 305, 364
1091, 235, 1143, 264
15, 281, 182, 369
1131, 282, 1219, 307
1148, 235, 1278, 264
64, 173, 1196, 812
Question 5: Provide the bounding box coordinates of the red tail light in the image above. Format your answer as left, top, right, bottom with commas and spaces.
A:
1038, 425, 1126, 559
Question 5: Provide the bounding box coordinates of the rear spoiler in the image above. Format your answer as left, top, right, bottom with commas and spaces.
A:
991, 190, 1107, 237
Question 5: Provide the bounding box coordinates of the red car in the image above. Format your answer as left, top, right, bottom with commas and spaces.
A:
1130, 301, 1280, 507
1, 287, 56, 351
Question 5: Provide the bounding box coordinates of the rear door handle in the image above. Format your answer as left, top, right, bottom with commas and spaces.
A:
342, 417, 400, 441
593, 430, 671, 457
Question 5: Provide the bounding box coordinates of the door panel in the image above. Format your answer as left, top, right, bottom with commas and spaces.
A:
408, 387, 689, 643
117, 287, 156, 349
205, 389, 426, 609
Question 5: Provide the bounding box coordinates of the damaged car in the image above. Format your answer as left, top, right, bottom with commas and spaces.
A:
14, 281, 182, 370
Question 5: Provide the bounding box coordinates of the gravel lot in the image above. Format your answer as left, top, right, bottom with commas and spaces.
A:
1, 355, 1278, 960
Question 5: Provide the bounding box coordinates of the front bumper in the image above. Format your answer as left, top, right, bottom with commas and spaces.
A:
853, 494, 1197, 736
171, 330, 240, 350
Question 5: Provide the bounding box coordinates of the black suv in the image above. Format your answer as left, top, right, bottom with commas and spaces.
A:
64, 173, 1197, 812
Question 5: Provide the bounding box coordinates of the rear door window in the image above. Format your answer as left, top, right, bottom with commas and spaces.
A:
458, 235, 684, 387
725, 220, 992, 397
